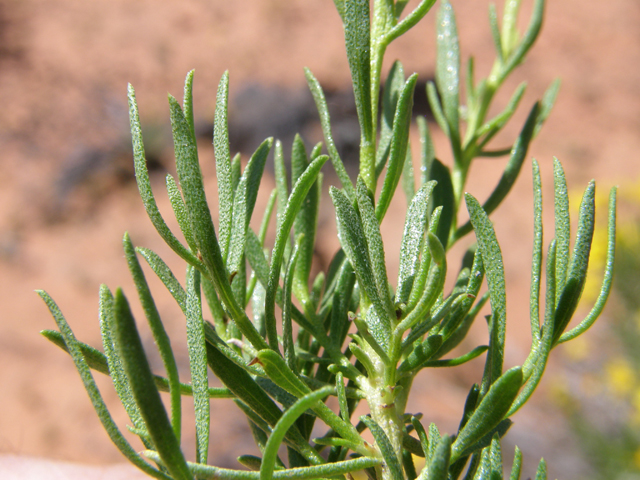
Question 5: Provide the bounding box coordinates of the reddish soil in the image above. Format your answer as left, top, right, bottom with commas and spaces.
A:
0, 1, 639, 479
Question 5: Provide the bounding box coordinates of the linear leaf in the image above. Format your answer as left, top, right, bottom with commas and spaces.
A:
137, 247, 187, 313
376, 74, 418, 221
260, 387, 334, 480
357, 177, 393, 318
169, 93, 267, 351
377, 61, 406, 177
283, 235, 302, 373
429, 159, 455, 249
560, 187, 617, 343
227, 138, 272, 276
344, 0, 373, 161
214, 72, 233, 259
205, 341, 321, 463
99, 285, 148, 443
396, 181, 437, 305
257, 349, 363, 449
37, 291, 172, 480
361, 416, 404, 480
465, 194, 506, 391
451, 367, 522, 463
123, 232, 182, 440
424, 435, 451, 480
305, 68, 354, 197
166, 174, 198, 253
292, 135, 321, 305
552, 180, 596, 345
186, 267, 210, 464
455, 102, 539, 241
553, 157, 571, 302
265, 154, 328, 349
128, 84, 200, 267
331, 186, 391, 349
530, 161, 543, 343
113, 289, 193, 480
435, 0, 461, 160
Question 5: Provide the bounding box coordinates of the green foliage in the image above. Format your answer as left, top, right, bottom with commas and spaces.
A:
40, 1, 616, 480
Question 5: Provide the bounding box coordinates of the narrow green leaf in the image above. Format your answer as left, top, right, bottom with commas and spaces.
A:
123, 232, 182, 440
169, 94, 267, 351
261, 387, 334, 480
551, 180, 596, 345
402, 145, 416, 203
265, 154, 328, 349
501, 0, 544, 80
258, 349, 364, 449
398, 334, 443, 373
396, 232, 447, 335
205, 341, 321, 463
489, 433, 503, 476
376, 74, 418, 221
475, 82, 527, 145
377, 61, 406, 177
411, 416, 429, 458
426, 81, 449, 137
186, 267, 210, 464
361, 416, 404, 480
331, 186, 391, 349
128, 84, 200, 267
418, 116, 435, 187
534, 79, 560, 137
509, 446, 522, 480
529, 161, 543, 343
424, 435, 451, 480
343, 0, 373, 176
166, 174, 198, 253
42, 328, 232, 398
227, 138, 273, 275
41, 330, 109, 375
451, 367, 522, 463
113, 289, 193, 480
465, 194, 506, 391
553, 157, 571, 301
560, 187, 617, 343
405, 207, 441, 312
455, 102, 539, 241
99, 285, 148, 443
305, 68, 354, 198
429, 159, 455, 249
396, 181, 437, 305
183, 70, 196, 140
336, 372, 350, 422
488, 4, 503, 63
435, 0, 461, 160
357, 177, 393, 318
420, 345, 488, 368
214, 72, 233, 259
137, 247, 187, 313
385, 0, 437, 44
482, 102, 539, 216
38, 291, 172, 480
292, 136, 321, 306
534, 458, 547, 480
501, 0, 521, 55
283, 235, 302, 373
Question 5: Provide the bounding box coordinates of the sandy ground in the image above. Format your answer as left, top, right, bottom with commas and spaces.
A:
0, 1, 639, 479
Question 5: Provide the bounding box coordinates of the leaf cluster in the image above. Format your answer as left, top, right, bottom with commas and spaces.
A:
40, 1, 617, 480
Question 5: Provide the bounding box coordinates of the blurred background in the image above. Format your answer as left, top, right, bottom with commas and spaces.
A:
0, 0, 639, 478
